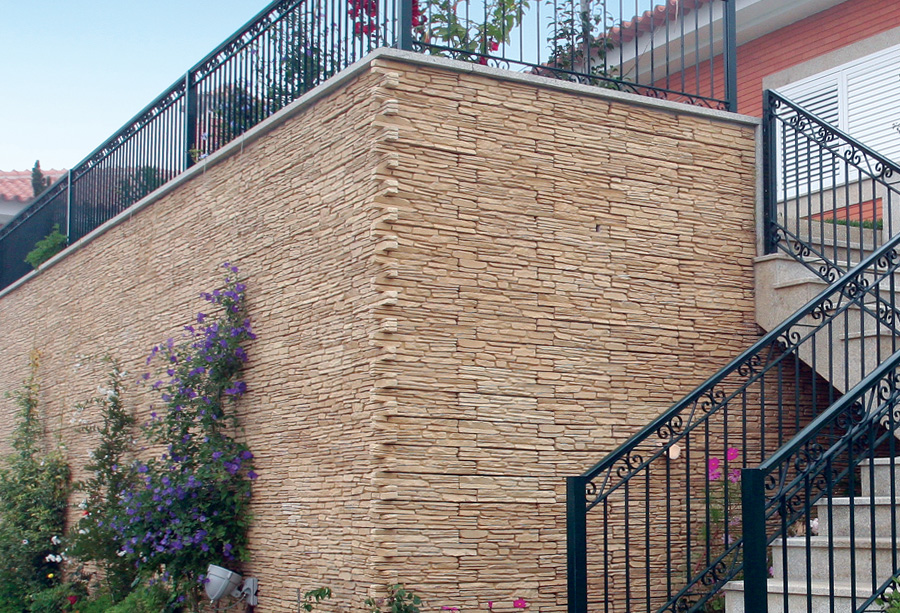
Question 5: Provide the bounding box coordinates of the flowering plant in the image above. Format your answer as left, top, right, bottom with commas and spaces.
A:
67, 359, 139, 602
691, 447, 743, 612
112, 264, 257, 608
0, 352, 70, 610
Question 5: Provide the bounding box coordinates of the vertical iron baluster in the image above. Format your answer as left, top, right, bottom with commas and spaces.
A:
566, 477, 588, 613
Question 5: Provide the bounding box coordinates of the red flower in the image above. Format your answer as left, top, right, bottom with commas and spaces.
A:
490, 41, 499, 51
66, 596, 78, 605
478, 56, 488, 65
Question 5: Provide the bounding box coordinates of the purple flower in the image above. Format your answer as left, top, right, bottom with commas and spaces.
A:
248, 471, 258, 480
241, 450, 253, 460
224, 381, 247, 396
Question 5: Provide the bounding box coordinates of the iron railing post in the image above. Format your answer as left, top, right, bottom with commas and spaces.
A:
741, 468, 768, 612
184, 71, 198, 170
762, 90, 778, 255
396, 0, 414, 51
723, 0, 738, 112
65, 170, 72, 241
567, 476, 588, 613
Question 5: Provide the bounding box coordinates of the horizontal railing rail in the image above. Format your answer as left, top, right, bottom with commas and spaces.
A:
567, 231, 900, 613
764, 89, 900, 282
742, 349, 900, 612
0, 0, 736, 292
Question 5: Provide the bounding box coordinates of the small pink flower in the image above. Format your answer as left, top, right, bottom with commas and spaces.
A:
487, 602, 494, 610
728, 468, 741, 483
726, 447, 740, 462
513, 599, 528, 609
708, 457, 722, 481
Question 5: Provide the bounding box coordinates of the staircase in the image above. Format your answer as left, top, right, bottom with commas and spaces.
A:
723, 458, 900, 612
566, 90, 900, 613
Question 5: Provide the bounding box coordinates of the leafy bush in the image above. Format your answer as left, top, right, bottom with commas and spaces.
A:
24, 224, 67, 269
366, 584, 423, 613
67, 360, 138, 602
112, 264, 257, 608
103, 583, 171, 613
0, 352, 69, 611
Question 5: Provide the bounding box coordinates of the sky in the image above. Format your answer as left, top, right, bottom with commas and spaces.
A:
0, 0, 272, 171
0, 0, 663, 172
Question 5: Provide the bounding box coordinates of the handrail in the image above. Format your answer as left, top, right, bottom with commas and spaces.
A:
569, 229, 900, 612
581, 230, 900, 484
0, 0, 737, 292
764, 89, 900, 282
767, 91, 900, 180
741, 349, 900, 612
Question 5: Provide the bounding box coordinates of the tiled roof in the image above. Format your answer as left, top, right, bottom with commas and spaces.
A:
0, 169, 67, 203
610, 0, 715, 45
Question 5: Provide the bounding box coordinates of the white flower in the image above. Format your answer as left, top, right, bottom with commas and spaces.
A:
810, 517, 819, 536
21, 539, 28, 545
117, 550, 127, 557
50, 535, 61, 545
77, 529, 88, 535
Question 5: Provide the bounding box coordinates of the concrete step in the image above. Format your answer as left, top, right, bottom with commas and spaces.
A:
723, 578, 885, 613
862, 458, 900, 497
817, 496, 900, 538
771, 535, 899, 584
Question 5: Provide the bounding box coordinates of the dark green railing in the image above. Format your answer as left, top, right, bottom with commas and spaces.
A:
569, 93, 900, 612
764, 89, 900, 282
567, 230, 900, 613
0, 0, 737, 292
742, 351, 900, 612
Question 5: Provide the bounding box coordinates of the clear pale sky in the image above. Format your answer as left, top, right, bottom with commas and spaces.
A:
0, 0, 663, 172
0, 0, 272, 171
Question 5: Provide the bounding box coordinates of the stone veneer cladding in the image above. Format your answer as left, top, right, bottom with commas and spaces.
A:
0, 53, 759, 611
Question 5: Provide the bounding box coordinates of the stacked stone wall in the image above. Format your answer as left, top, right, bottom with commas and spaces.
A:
0, 54, 759, 611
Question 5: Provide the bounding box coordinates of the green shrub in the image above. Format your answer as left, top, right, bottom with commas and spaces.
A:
0, 352, 69, 611
24, 224, 67, 269
104, 583, 171, 613
67, 361, 139, 602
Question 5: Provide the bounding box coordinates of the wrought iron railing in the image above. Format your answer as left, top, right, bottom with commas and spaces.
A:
764, 89, 900, 282
567, 231, 900, 613
742, 349, 900, 612
0, 0, 737, 292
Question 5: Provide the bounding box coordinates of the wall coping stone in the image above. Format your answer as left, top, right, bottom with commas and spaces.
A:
0, 47, 760, 301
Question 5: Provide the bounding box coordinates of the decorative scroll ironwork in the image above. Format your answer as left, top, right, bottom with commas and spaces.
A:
572, 222, 900, 611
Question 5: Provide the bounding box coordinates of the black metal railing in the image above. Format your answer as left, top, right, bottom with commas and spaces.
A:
411, 0, 737, 109
742, 350, 900, 612
567, 231, 900, 613
764, 89, 900, 282
0, 0, 737, 291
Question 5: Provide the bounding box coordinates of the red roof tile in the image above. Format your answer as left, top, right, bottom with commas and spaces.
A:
610, 0, 714, 45
0, 169, 67, 204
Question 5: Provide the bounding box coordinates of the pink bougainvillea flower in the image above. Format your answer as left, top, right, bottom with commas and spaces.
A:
513, 599, 528, 609
487, 602, 494, 610
728, 468, 741, 483
726, 447, 740, 462
708, 457, 722, 481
